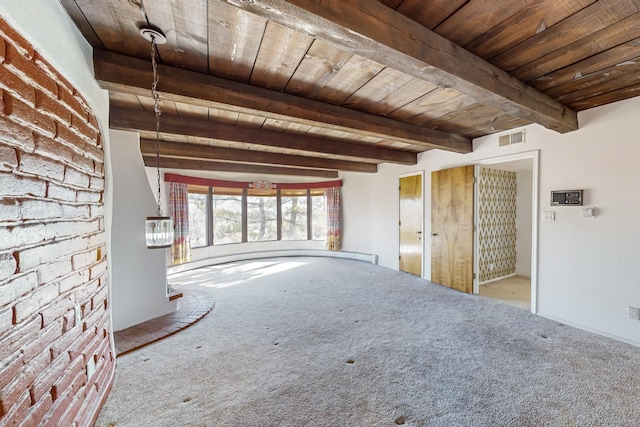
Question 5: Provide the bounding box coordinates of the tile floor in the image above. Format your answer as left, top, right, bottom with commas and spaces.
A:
113, 289, 215, 356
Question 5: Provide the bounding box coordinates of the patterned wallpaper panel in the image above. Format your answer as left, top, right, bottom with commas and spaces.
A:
478, 167, 517, 282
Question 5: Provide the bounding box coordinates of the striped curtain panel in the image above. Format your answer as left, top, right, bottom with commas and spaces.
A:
169, 182, 191, 264
326, 187, 341, 251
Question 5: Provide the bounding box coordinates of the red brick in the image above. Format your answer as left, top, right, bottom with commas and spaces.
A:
0, 199, 20, 223
33, 52, 73, 95
18, 392, 52, 427
39, 297, 74, 330
37, 258, 73, 285
54, 122, 84, 150
5, 43, 58, 97
74, 137, 103, 162
13, 283, 60, 323
88, 114, 99, 133
0, 223, 46, 253
34, 132, 75, 164
58, 389, 85, 427
61, 309, 75, 333
0, 172, 46, 197
0, 252, 17, 282
3, 92, 56, 137
46, 182, 76, 202
70, 113, 98, 142
50, 324, 81, 360
19, 199, 64, 221
0, 18, 35, 59
91, 283, 109, 311
89, 260, 107, 281
0, 271, 37, 307
22, 318, 63, 360
44, 219, 99, 241
17, 237, 86, 271
0, 317, 40, 362
57, 270, 90, 295
71, 152, 94, 174
93, 161, 103, 175
2, 389, 30, 425
76, 190, 101, 204
0, 66, 35, 105
0, 117, 34, 153
62, 166, 89, 188
61, 203, 90, 219
0, 306, 12, 335
29, 351, 70, 406
0, 35, 5, 64
18, 153, 65, 181
0, 352, 23, 392
65, 328, 93, 362
82, 304, 105, 334
58, 90, 88, 123
35, 89, 71, 125
50, 356, 84, 401
88, 176, 104, 191
0, 349, 48, 416
71, 249, 97, 272
73, 281, 99, 311
0, 145, 18, 171
42, 383, 73, 427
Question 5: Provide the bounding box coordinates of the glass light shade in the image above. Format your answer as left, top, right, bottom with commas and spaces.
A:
145, 216, 173, 248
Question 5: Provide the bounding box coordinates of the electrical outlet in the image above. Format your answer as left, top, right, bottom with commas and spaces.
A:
629, 306, 640, 321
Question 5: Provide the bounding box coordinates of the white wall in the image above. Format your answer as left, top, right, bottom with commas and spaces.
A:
110, 130, 176, 331
343, 97, 640, 346
515, 170, 533, 277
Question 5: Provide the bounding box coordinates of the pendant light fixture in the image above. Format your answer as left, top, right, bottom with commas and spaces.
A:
141, 25, 173, 249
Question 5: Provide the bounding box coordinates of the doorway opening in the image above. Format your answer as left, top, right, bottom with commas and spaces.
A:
473, 151, 538, 313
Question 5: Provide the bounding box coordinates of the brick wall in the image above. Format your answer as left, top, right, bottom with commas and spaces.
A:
0, 16, 114, 426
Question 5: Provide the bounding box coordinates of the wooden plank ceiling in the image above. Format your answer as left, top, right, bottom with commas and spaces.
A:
61, 0, 640, 177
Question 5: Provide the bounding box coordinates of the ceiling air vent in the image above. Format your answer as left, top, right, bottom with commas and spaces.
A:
499, 129, 525, 146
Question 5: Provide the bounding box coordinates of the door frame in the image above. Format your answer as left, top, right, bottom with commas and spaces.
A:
398, 171, 425, 278
473, 150, 539, 314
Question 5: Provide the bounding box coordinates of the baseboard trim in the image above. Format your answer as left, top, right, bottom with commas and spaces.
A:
168, 250, 378, 276
538, 312, 640, 349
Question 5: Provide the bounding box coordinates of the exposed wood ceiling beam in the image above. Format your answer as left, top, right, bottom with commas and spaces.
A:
220, 0, 579, 134
142, 156, 339, 178
95, 50, 471, 153
112, 107, 417, 165
139, 139, 378, 173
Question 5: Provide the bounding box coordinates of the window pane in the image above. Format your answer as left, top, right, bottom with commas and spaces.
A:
312, 194, 326, 240
247, 195, 277, 242
188, 193, 208, 248
213, 194, 243, 245
282, 194, 307, 240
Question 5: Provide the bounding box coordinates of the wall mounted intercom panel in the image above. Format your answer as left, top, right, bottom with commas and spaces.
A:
551, 190, 583, 206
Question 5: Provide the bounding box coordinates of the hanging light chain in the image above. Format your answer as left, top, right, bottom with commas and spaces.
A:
150, 35, 163, 217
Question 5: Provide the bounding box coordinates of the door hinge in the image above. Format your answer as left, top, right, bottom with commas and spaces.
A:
399, 255, 401, 260
399, 220, 401, 226
473, 272, 476, 279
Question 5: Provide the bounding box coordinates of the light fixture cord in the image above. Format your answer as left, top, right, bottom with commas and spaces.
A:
150, 36, 163, 216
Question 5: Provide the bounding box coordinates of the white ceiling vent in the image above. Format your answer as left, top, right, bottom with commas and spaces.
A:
499, 129, 526, 146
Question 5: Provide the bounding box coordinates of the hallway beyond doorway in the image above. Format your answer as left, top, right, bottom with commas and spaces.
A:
478, 276, 531, 310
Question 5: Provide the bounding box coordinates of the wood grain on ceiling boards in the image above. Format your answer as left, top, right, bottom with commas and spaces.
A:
60, 0, 640, 175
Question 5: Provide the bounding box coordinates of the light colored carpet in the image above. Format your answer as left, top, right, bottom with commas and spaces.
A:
97, 257, 640, 426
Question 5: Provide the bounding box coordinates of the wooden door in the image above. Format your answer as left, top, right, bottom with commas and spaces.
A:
399, 174, 423, 276
431, 166, 474, 293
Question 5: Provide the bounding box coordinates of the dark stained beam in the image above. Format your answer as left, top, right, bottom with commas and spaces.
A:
142, 156, 340, 178
95, 50, 471, 153
220, 0, 578, 133
113, 107, 417, 165
139, 139, 378, 173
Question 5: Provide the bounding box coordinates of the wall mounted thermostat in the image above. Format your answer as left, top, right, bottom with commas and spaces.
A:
551, 190, 583, 206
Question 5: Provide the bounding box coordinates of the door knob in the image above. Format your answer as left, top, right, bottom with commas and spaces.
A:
416, 231, 422, 234
431, 233, 438, 236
